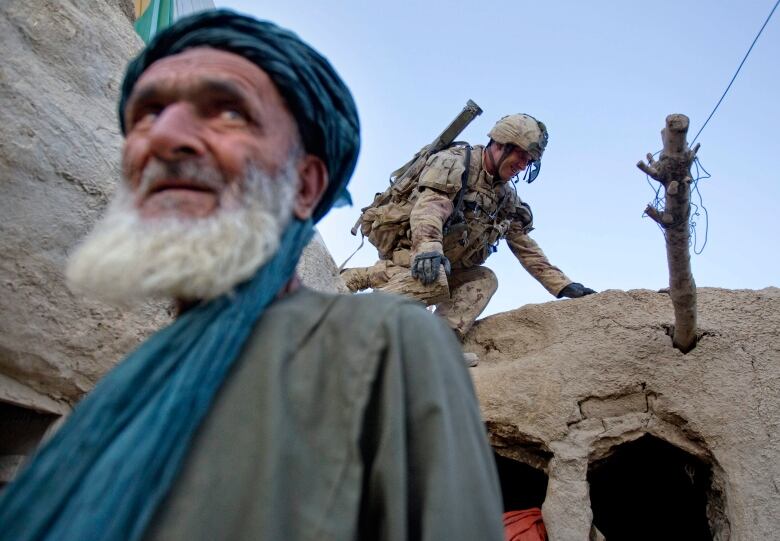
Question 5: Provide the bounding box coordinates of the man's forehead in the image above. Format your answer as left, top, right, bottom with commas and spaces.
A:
134, 47, 279, 99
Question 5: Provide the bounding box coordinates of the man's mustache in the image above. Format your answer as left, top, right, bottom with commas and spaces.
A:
137, 160, 226, 198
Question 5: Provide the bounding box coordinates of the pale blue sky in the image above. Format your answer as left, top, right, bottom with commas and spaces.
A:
217, 0, 778, 316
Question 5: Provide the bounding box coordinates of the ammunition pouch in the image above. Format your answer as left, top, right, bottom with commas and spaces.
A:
357, 145, 472, 260
418, 154, 465, 194
359, 199, 413, 259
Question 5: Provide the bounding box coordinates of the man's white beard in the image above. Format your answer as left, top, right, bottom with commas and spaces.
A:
66, 160, 298, 305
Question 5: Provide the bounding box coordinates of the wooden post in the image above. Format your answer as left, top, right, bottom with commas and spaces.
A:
637, 114, 700, 353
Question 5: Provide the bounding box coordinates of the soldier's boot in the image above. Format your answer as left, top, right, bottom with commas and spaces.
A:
340, 261, 408, 293
453, 328, 480, 367
462, 352, 479, 367
435, 266, 498, 368
340, 267, 372, 292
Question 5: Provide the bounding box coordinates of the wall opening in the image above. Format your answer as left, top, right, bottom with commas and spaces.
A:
587, 434, 713, 540
494, 451, 548, 512
0, 401, 59, 489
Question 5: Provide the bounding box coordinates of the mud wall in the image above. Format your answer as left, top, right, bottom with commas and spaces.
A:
468, 287, 780, 540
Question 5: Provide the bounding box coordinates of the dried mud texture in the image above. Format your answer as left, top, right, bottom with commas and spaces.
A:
297, 232, 349, 294
0, 1, 347, 413
0, 0, 163, 412
467, 287, 780, 540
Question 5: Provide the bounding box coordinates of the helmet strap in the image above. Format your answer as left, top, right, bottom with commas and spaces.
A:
485, 141, 515, 182
485, 140, 498, 180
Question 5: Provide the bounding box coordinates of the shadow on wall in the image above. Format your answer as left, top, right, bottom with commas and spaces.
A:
0, 401, 59, 489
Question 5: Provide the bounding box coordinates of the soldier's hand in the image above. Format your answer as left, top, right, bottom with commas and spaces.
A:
411, 251, 451, 285
557, 282, 596, 299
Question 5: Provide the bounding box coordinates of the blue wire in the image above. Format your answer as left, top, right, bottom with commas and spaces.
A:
690, 158, 711, 254
691, 0, 780, 144
641, 2, 777, 252
643, 153, 712, 253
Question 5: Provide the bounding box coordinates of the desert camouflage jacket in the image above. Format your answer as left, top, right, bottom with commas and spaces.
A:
408, 145, 571, 296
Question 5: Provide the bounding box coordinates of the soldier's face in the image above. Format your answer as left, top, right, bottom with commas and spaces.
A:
122, 47, 301, 220
496, 145, 532, 181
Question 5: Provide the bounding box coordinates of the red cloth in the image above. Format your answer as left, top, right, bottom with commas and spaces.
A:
503, 508, 547, 541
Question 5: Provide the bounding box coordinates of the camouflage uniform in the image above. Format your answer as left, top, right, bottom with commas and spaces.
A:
343, 144, 572, 338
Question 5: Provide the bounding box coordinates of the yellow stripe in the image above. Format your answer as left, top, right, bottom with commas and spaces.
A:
134, 0, 153, 18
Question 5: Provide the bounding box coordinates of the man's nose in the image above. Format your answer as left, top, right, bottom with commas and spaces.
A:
147, 103, 206, 161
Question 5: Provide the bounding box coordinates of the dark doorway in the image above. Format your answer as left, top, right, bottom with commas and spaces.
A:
588, 435, 713, 540
0, 401, 59, 488
494, 451, 548, 511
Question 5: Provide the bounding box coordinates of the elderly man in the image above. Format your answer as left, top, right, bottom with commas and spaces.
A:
0, 10, 503, 541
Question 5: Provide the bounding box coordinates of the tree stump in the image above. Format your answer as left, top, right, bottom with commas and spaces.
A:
637, 114, 700, 353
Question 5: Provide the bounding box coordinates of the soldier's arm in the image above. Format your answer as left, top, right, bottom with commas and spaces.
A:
505, 219, 572, 297
409, 151, 464, 257
410, 188, 453, 256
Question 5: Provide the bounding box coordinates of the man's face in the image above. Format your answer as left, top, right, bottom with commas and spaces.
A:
67, 48, 309, 304
122, 47, 300, 220
491, 143, 532, 182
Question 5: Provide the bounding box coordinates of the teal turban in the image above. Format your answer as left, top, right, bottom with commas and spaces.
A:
119, 9, 360, 222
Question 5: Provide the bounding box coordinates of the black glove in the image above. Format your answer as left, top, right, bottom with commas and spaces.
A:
557, 282, 596, 299
411, 251, 451, 285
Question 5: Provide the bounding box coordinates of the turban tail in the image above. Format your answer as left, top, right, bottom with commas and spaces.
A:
0, 9, 358, 541
0, 219, 315, 541
119, 9, 360, 222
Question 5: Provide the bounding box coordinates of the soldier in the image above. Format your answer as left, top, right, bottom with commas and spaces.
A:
343, 114, 595, 362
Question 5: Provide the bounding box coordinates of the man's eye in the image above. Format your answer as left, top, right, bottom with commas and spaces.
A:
140, 111, 160, 123
219, 109, 247, 123
129, 109, 160, 130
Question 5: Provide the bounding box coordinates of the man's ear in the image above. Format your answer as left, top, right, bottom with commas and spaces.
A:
293, 154, 329, 220
490, 141, 506, 153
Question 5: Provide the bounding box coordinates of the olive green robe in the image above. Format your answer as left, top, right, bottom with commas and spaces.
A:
143, 288, 504, 541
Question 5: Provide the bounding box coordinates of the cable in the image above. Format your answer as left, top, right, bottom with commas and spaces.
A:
690, 157, 711, 255
642, 153, 711, 255
642, 3, 777, 252
691, 0, 780, 144
644, 151, 664, 230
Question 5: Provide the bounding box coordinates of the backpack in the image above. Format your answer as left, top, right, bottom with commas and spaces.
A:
351, 100, 482, 259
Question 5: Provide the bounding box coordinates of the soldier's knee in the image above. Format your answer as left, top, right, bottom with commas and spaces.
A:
473, 266, 498, 296
486, 269, 499, 295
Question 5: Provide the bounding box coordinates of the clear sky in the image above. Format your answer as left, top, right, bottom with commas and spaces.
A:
217, 0, 778, 316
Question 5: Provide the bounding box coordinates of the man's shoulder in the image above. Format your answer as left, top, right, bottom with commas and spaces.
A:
419, 144, 480, 194
429, 143, 483, 161
431, 145, 466, 160
282, 287, 428, 325
275, 289, 451, 369
330, 289, 430, 322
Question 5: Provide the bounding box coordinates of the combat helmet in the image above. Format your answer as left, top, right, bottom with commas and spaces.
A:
488, 114, 548, 182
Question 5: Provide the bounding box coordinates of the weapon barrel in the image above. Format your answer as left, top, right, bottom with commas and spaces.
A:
429, 99, 483, 151
351, 100, 483, 237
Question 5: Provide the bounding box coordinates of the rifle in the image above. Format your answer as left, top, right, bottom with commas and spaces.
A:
351, 99, 483, 235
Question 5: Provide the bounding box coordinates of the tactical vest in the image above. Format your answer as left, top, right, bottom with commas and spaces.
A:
440, 146, 534, 269
359, 145, 535, 268
356, 142, 470, 259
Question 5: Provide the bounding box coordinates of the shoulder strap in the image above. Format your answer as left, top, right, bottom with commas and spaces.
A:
443, 143, 472, 233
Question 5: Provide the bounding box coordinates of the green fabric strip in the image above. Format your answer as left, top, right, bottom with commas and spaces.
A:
134, 0, 174, 44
